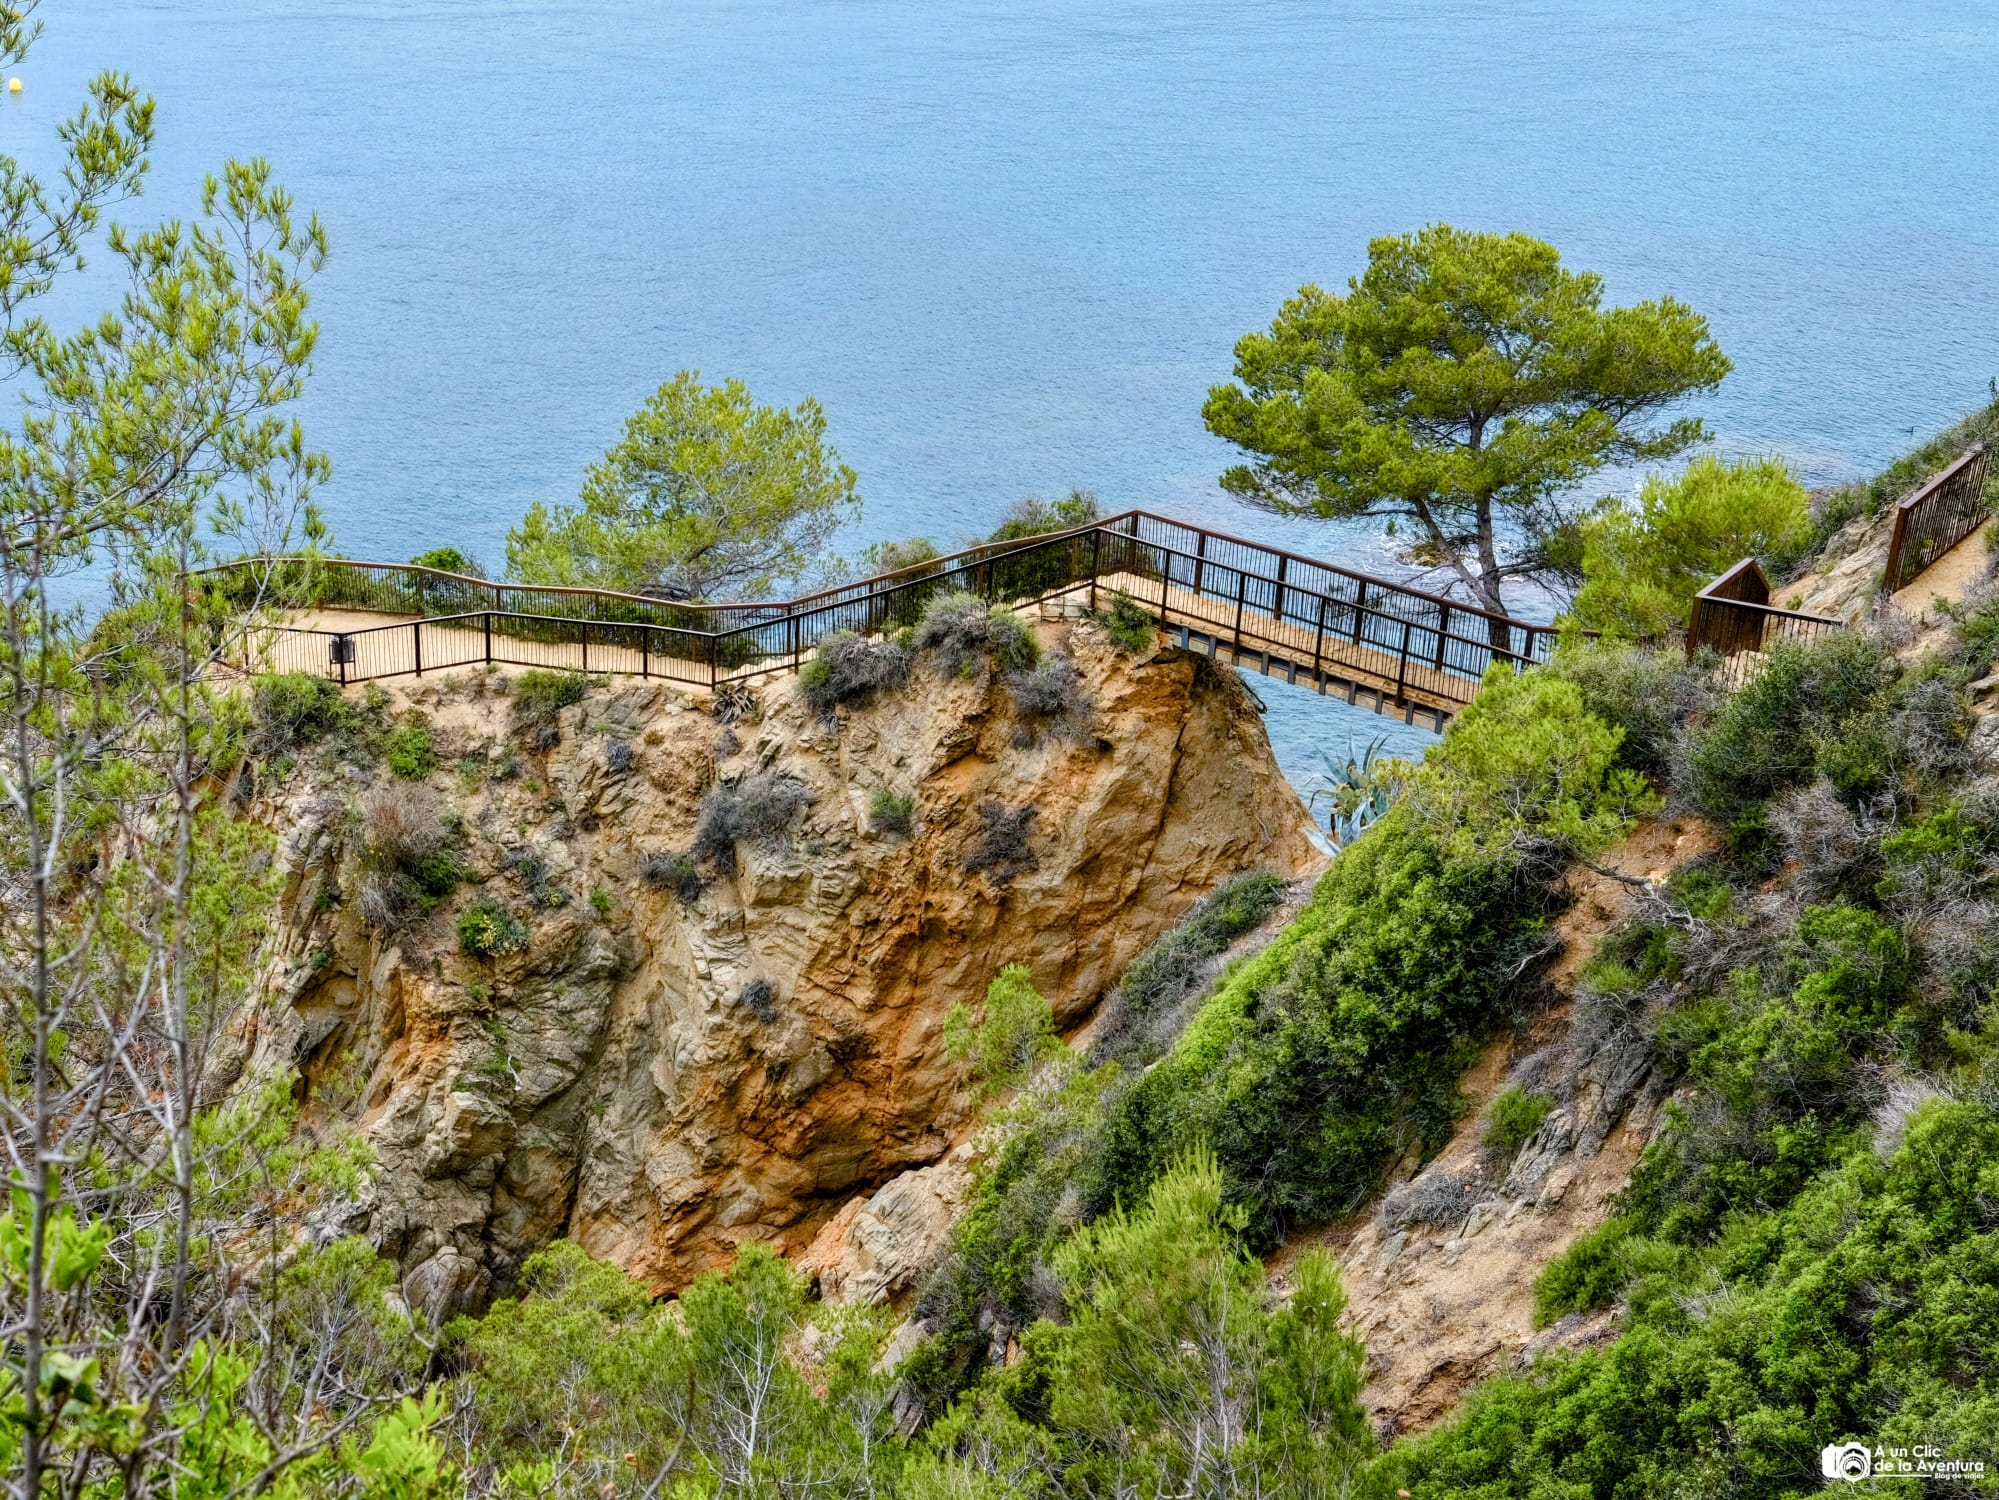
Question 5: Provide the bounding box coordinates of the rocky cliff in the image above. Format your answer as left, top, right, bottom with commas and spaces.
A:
228, 619, 1319, 1320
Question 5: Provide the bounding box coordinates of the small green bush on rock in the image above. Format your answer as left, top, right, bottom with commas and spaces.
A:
868, 787, 915, 837
383, 717, 437, 780
914, 591, 1039, 677
798, 630, 911, 717
458, 898, 530, 959
1483, 1086, 1556, 1157
251, 672, 355, 755
1094, 592, 1157, 654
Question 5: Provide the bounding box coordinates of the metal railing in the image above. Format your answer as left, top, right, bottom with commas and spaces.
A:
1883, 444, 1990, 592
1686, 557, 1843, 661
204, 512, 1565, 718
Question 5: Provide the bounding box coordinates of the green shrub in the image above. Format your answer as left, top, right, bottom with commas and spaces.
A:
913, 591, 1039, 677
943, 964, 1062, 1097
251, 672, 355, 754
1680, 631, 1897, 834
638, 848, 702, 903
1090, 870, 1285, 1068
1543, 640, 1714, 780
1092, 664, 1647, 1245
1094, 591, 1157, 654
798, 630, 911, 717
868, 787, 914, 837
1482, 1086, 1555, 1157
458, 898, 530, 959
1531, 1215, 1638, 1326
408, 546, 483, 576
383, 717, 437, 780
1567, 455, 1813, 639
509, 669, 590, 738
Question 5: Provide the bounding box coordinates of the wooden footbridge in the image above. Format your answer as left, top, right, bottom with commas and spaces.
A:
202, 513, 1563, 730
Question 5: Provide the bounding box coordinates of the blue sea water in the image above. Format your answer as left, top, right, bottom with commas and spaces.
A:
18, 1, 1999, 797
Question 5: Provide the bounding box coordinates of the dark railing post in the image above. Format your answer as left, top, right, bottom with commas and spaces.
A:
1089, 530, 1101, 613
1395, 619, 1412, 702
1435, 605, 1450, 670
412, 619, 422, 677
1233, 570, 1247, 657
1352, 582, 1367, 644
1193, 532, 1207, 597
483, 611, 493, 664
1312, 593, 1326, 685
709, 632, 718, 689
641, 627, 649, 678
581, 621, 590, 673
1273, 555, 1288, 624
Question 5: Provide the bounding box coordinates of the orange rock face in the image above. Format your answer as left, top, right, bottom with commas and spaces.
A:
243, 622, 1319, 1317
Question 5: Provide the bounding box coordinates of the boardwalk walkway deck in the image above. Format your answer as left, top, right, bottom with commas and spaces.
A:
210, 512, 1561, 729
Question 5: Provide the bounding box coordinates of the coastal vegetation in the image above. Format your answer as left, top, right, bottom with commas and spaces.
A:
1203, 224, 1732, 617
505, 370, 860, 601
13, 5, 1999, 1497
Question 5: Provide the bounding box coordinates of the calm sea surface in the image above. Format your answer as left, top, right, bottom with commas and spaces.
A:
21, 1, 1999, 796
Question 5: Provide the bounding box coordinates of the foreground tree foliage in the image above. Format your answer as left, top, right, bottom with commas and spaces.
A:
0, 8, 443, 1497
1567, 453, 1813, 639
1203, 224, 1730, 618
505, 371, 860, 601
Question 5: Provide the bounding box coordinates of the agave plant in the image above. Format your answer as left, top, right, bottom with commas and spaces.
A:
1308, 734, 1408, 846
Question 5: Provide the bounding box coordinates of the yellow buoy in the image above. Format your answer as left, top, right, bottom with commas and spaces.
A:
7, 79, 20, 94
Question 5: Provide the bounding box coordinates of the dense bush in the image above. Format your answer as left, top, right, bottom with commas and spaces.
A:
943, 964, 1062, 1098
1391, 1103, 1999, 1499
1543, 639, 1716, 780
693, 769, 811, 870
383, 715, 436, 780
1092, 666, 1650, 1245
250, 672, 356, 755
1006, 652, 1093, 740
798, 629, 912, 717
458, 897, 530, 959
1568, 454, 1813, 639
914, 591, 1039, 677
1094, 591, 1157, 654
1089, 870, 1286, 1068
354, 783, 463, 931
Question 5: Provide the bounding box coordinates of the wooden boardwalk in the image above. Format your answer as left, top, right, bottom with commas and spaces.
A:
211, 513, 1561, 729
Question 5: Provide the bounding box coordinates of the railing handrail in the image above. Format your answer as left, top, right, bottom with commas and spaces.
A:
705, 527, 1551, 669
1894, 442, 1987, 516
198, 511, 1555, 643
1691, 596, 1842, 627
